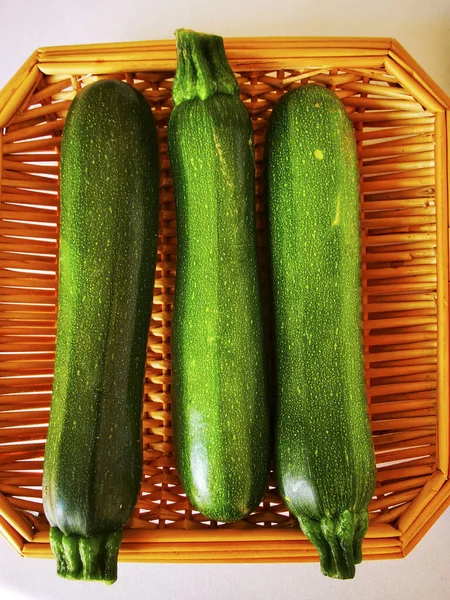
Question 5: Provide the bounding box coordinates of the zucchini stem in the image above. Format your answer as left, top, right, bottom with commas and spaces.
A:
171, 29, 239, 105
50, 527, 122, 584
298, 509, 369, 579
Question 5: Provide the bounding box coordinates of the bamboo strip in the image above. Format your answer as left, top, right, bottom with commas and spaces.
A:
433, 110, 449, 476
0, 341, 55, 352
37, 45, 387, 65
5, 154, 59, 164
0, 51, 38, 113
373, 428, 435, 445
10, 100, 71, 125
30, 79, 74, 105
363, 316, 436, 330
374, 475, 431, 496
345, 97, 424, 112
2, 137, 62, 155
371, 415, 436, 431
363, 132, 433, 150
367, 348, 436, 364
0, 259, 56, 274
0, 485, 43, 498
364, 253, 434, 265
363, 199, 435, 212
367, 301, 436, 313
0, 186, 58, 199
365, 336, 437, 350
19, 72, 45, 117
37, 55, 387, 77
361, 144, 435, 161
19, 543, 401, 561
38, 37, 393, 57
374, 445, 434, 464
367, 365, 436, 379
20, 550, 406, 563
364, 266, 435, 281
0, 513, 24, 554
364, 232, 436, 245
0, 66, 41, 130
357, 123, 434, 142
389, 41, 450, 108
369, 489, 419, 512
371, 502, 412, 525
0, 210, 58, 226
363, 153, 435, 170
3, 120, 65, 144
341, 80, 412, 99
0, 401, 51, 413
0, 473, 43, 487
361, 161, 434, 176
0, 411, 49, 425
384, 58, 444, 114
371, 391, 437, 406
0, 492, 34, 541
7, 496, 43, 514
0, 422, 48, 437
351, 110, 433, 124
27, 522, 400, 545
376, 464, 435, 483
373, 350, 437, 364
1, 197, 59, 210
7, 116, 47, 133
23, 537, 401, 560
377, 456, 436, 473
364, 220, 436, 234
397, 469, 446, 534
364, 283, 437, 295
372, 376, 436, 389
1, 179, 59, 192
2, 161, 59, 176
0, 397, 51, 412
344, 66, 396, 83
365, 168, 435, 183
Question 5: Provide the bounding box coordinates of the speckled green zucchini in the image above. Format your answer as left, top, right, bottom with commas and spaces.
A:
42, 79, 159, 584
266, 84, 376, 579
168, 29, 269, 522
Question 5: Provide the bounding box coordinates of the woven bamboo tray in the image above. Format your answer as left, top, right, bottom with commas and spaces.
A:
0, 37, 449, 566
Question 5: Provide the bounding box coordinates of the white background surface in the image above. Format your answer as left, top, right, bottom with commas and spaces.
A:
1, 1, 450, 598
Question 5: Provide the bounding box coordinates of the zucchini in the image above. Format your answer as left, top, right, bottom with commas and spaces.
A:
42, 79, 159, 584
168, 29, 270, 522
266, 84, 376, 579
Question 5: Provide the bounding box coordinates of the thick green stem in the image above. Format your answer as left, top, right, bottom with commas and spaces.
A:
171, 29, 239, 105
49, 527, 122, 584
298, 509, 369, 579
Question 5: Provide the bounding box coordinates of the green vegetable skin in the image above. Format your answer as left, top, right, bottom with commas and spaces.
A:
266, 84, 376, 579
42, 80, 159, 584
168, 30, 270, 522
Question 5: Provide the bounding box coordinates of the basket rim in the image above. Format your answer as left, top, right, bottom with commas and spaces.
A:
0, 36, 449, 564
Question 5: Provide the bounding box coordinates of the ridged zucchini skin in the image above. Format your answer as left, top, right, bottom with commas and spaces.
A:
42, 80, 159, 584
266, 84, 376, 579
168, 30, 270, 522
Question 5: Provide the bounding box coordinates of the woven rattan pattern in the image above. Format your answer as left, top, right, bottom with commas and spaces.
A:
0, 65, 439, 538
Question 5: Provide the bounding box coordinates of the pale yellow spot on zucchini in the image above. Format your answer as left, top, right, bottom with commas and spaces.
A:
332, 194, 341, 227
314, 149, 324, 160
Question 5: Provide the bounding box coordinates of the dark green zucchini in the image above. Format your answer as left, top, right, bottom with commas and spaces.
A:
42, 79, 159, 584
168, 29, 270, 522
266, 84, 376, 579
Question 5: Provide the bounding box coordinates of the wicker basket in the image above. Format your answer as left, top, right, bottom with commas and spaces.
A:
0, 37, 449, 565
